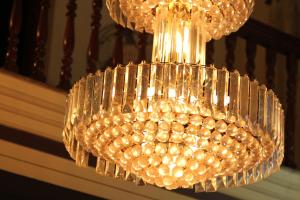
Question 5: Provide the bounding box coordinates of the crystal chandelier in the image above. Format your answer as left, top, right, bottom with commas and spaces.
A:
63, 0, 284, 192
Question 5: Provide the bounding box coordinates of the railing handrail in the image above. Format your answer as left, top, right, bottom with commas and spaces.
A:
237, 18, 300, 58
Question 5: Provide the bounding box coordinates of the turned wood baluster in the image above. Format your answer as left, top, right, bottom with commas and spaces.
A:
265, 47, 276, 89
265, 0, 272, 5
206, 40, 214, 65
86, 0, 102, 74
284, 54, 298, 168
31, 0, 49, 82
4, 0, 22, 72
112, 24, 123, 67
245, 38, 257, 80
136, 32, 147, 63
58, 0, 77, 90
225, 34, 237, 70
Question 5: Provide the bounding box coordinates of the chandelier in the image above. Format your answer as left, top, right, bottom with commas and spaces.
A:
63, 0, 284, 192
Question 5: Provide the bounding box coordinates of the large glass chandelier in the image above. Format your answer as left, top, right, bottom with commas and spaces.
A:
63, 0, 284, 192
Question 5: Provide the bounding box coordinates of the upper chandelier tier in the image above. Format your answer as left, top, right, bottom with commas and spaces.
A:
106, 0, 255, 40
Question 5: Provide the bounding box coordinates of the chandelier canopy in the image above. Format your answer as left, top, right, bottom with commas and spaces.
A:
63, 0, 284, 192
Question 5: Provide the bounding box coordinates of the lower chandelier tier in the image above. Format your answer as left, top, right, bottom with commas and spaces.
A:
63, 62, 284, 192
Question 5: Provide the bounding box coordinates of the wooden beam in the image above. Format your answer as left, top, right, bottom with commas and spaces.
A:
0, 140, 194, 200
0, 69, 65, 142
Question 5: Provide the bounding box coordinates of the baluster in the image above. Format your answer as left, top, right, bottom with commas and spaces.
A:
136, 32, 147, 63
265, 0, 272, 5
284, 54, 298, 168
206, 40, 214, 65
4, 0, 22, 72
245, 38, 257, 80
86, 0, 102, 74
58, 0, 77, 90
225, 34, 237, 70
265, 47, 276, 89
31, 0, 49, 82
112, 24, 123, 66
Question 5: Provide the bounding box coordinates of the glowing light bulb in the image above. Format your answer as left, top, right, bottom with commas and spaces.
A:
132, 145, 142, 157
149, 154, 161, 166
162, 154, 172, 165
154, 143, 167, 155
173, 166, 184, 177
143, 143, 155, 155
176, 156, 187, 167
158, 164, 169, 176
163, 176, 175, 186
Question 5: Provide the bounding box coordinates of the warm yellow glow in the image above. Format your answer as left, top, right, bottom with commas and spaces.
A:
151, 4, 206, 64
176, 31, 183, 59
63, 64, 284, 191
183, 26, 190, 62
63, 0, 284, 193
107, 0, 255, 41
147, 87, 155, 98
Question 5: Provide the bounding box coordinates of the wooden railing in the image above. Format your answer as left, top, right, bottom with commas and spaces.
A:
57, 0, 77, 90
0, 0, 299, 168
4, 0, 22, 72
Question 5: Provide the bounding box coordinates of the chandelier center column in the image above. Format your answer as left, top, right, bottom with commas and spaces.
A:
151, 2, 206, 65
